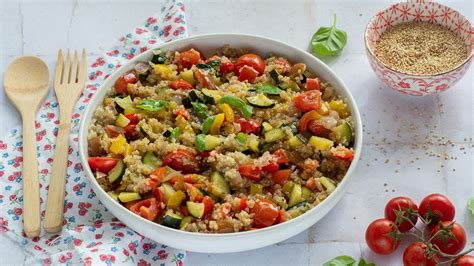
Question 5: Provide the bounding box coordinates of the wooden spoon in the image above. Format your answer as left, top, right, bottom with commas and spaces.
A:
3, 56, 50, 237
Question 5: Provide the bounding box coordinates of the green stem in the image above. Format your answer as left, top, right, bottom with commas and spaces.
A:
332, 14, 337, 27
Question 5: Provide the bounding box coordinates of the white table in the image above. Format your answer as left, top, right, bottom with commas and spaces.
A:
1, 0, 472, 265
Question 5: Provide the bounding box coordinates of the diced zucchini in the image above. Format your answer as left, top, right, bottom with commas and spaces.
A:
115, 113, 131, 128
108, 159, 125, 183
319, 177, 336, 192
265, 128, 286, 142
187, 201, 205, 219
162, 213, 183, 229
179, 216, 193, 230
170, 127, 180, 143
210, 172, 230, 198
167, 190, 186, 208
288, 136, 304, 149
330, 122, 353, 146
309, 136, 334, 151
248, 138, 259, 152
301, 187, 312, 200
180, 70, 195, 85
246, 94, 275, 108
205, 135, 221, 150
288, 184, 303, 207
261, 122, 273, 133
282, 181, 294, 194
286, 200, 308, 211
118, 192, 141, 203
235, 133, 248, 146
160, 183, 176, 202
250, 184, 263, 195
142, 151, 159, 168
115, 96, 137, 114
201, 88, 221, 103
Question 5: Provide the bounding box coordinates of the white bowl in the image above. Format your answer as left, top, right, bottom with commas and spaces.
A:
79, 34, 363, 253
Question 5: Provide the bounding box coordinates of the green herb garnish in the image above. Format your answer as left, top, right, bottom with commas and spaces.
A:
256, 84, 282, 95
311, 14, 347, 56
219, 95, 253, 119
170, 127, 180, 143
323, 256, 374, 266
195, 134, 206, 152
201, 116, 215, 135
136, 99, 167, 112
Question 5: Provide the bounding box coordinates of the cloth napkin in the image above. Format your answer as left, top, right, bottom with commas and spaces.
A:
0, 0, 188, 264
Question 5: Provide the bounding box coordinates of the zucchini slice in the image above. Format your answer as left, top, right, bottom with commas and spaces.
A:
288, 184, 303, 207
118, 192, 141, 203
330, 122, 353, 146
187, 201, 205, 219
162, 212, 183, 229
201, 89, 221, 104
179, 216, 193, 230
265, 128, 286, 142
210, 172, 230, 198
108, 160, 125, 183
246, 94, 275, 108
142, 151, 159, 168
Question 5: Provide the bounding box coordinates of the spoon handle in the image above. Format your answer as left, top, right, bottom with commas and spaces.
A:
22, 112, 41, 237
44, 110, 72, 233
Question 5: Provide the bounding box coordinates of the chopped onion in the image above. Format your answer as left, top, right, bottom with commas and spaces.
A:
135, 62, 150, 74
320, 116, 338, 129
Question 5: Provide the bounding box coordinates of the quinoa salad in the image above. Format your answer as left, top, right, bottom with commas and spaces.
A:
87, 46, 355, 233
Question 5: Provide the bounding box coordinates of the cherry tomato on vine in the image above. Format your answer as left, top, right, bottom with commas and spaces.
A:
430, 221, 466, 255
403, 242, 440, 266
453, 255, 474, 266
365, 218, 401, 255
384, 196, 418, 232
418, 193, 455, 225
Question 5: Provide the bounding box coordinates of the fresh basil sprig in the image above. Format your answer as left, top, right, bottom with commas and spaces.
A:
323, 256, 375, 266
136, 99, 168, 112
311, 14, 347, 56
219, 95, 253, 119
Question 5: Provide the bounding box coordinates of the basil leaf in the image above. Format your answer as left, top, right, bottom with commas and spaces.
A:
191, 102, 209, 119
323, 256, 356, 266
311, 14, 347, 56
136, 99, 168, 112
195, 134, 206, 152
256, 84, 282, 95
202, 116, 215, 135
220, 95, 253, 119
170, 127, 180, 143
357, 258, 375, 266
468, 198, 474, 215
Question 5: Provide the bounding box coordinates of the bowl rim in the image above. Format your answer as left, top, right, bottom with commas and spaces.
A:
364, 1, 474, 77
78, 33, 363, 239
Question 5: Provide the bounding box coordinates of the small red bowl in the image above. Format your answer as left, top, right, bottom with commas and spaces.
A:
365, 0, 473, 96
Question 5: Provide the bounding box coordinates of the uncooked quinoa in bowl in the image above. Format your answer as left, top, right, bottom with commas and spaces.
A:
86, 46, 355, 233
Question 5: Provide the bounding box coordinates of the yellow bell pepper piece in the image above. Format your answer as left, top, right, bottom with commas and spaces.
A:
124, 144, 133, 156
110, 134, 127, 155
153, 64, 173, 79
167, 190, 186, 208
317, 102, 330, 115
309, 136, 334, 151
180, 70, 195, 85
210, 113, 225, 135
218, 103, 234, 123
329, 100, 349, 118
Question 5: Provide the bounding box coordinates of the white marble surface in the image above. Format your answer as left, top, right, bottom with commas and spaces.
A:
1, 0, 473, 265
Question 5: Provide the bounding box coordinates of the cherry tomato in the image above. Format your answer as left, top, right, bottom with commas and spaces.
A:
123, 123, 139, 140
419, 194, 455, 225
114, 72, 138, 94
206, 56, 235, 74
235, 54, 266, 76
274, 149, 289, 164
293, 90, 322, 112
176, 49, 201, 70
403, 242, 440, 266
105, 125, 124, 138
238, 65, 259, 83
202, 196, 215, 217
262, 161, 279, 173
194, 69, 217, 90
298, 110, 321, 133
87, 157, 120, 173
384, 196, 418, 232
125, 113, 140, 124
129, 198, 159, 221
237, 198, 248, 212
365, 218, 401, 255
272, 58, 291, 75
238, 164, 262, 181
275, 210, 287, 224
168, 80, 194, 90
163, 149, 200, 174
251, 199, 279, 228
236, 117, 261, 134
153, 186, 164, 203
430, 221, 466, 255
308, 120, 330, 137
453, 255, 474, 266
149, 167, 166, 184
306, 78, 321, 91
271, 169, 291, 185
